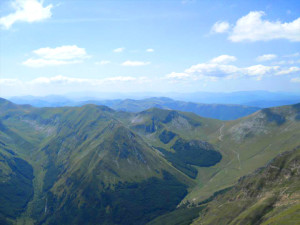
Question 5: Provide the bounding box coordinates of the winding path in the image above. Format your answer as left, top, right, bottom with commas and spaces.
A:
218, 123, 224, 141
218, 123, 241, 170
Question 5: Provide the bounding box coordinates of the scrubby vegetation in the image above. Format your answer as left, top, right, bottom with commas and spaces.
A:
0, 153, 34, 218
261, 108, 286, 125
147, 206, 205, 225
157, 139, 222, 178
0, 98, 299, 225
43, 171, 187, 225
159, 130, 176, 144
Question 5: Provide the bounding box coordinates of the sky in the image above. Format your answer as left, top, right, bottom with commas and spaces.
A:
0, 0, 300, 97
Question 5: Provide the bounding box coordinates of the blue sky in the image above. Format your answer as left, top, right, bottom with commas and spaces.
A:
0, 0, 300, 97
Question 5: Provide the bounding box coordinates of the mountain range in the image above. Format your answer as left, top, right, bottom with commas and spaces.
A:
9, 96, 261, 120
10, 91, 300, 108
0, 98, 299, 224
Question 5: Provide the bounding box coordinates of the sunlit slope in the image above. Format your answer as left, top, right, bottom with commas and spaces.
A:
126, 108, 223, 178
0, 98, 299, 224
0, 99, 195, 225
40, 117, 193, 224
192, 147, 300, 225
185, 103, 300, 203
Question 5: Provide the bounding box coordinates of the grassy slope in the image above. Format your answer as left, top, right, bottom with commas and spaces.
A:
0, 99, 195, 224
183, 104, 300, 204
0, 98, 299, 224
192, 147, 300, 225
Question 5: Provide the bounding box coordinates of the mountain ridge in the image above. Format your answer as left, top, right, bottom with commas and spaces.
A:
9, 96, 261, 120
0, 98, 299, 224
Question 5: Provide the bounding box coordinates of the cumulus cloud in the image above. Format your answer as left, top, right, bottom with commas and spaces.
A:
184, 63, 239, 78
212, 11, 300, 42
23, 45, 89, 67
276, 66, 300, 75
256, 54, 277, 62
0, 0, 53, 29
229, 11, 300, 42
165, 72, 191, 80
33, 45, 89, 60
210, 55, 237, 64
113, 47, 125, 53
29, 75, 87, 85
23, 58, 82, 68
211, 21, 230, 33
165, 55, 292, 81
146, 48, 154, 52
121, 61, 150, 66
243, 65, 279, 80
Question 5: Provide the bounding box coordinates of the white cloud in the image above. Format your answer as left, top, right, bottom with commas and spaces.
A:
146, 48, 154, 52
211, 21, 230, 33
166, 72, 191, 80
228, 11, 300, 42
210, 55, 237, 64
256, 54, 277, 62
276, 66, 300, 75
184, 55, 240, 78
95, 60, 111, 65
113, 47, 125, 53
0, 0, 53, 29
165, 55, 285, 81
243, 65, 279, 80
121, 61, 150, 66
22, 58, 82, 68
29, 75, 88, 85
23, 45, 89, 67
291, 77, 300, 83
6, 75, 146, 86
0, 75, 154, 96
33, 45, 89, 60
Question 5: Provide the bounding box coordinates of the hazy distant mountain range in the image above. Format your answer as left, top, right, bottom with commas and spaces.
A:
9, 96, 261, 120
0, 98, 299, 224
10, 91, 300, 108
11, 90, 300, 120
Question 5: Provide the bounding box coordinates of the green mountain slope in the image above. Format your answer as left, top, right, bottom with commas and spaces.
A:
183, 103, 300, 204
0, 99, 197, 225
0, 149, 34, 220
0, 98, 299, 225
192, 147, 300, 225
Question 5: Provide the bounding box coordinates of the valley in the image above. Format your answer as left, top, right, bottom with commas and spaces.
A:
0, 98, 299, 224
1, 1, 299, 224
